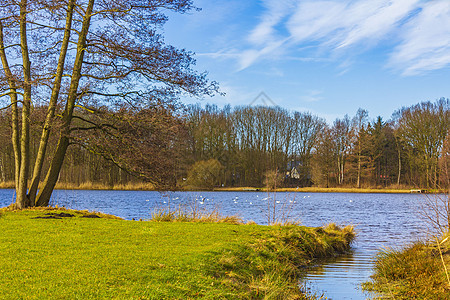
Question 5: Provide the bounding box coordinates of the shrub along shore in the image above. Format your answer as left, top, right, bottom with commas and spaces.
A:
0, 207, 354, 299
363, 232, 450, 299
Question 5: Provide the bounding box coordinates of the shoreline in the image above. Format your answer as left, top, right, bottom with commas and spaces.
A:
0, 181, 436, 194
0, 183, 436, 194
213, 186, 416, 194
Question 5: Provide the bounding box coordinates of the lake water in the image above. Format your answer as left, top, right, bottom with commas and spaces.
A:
0, 189, 430, 299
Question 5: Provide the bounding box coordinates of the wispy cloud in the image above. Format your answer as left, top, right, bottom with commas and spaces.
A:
248, 0, 296, 45
196, 51, 242, 60
300, 90, 324, 103
240, 0, 450, 75
389, 0, 450, 75
337, 0, 420, 49
238, 38, 289, 70
286, 0, 420, 49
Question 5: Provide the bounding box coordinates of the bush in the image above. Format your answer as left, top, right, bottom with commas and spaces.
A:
185, 159, 224, 189
264, 169, 284, 191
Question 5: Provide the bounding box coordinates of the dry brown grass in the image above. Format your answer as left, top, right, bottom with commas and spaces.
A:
0, 181, 156, 191
214, 186, 413, 193
363, 233, 450, 298
277, 187, 411, 193
55, 181, 155, 191
0, 181, 15, 189
213, 187, 262, 192
2, 181, 419, 193
150, 206, 243, 224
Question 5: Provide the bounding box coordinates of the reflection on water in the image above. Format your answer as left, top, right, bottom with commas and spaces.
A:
0, 189, 428, 299
303, 251, 375, 299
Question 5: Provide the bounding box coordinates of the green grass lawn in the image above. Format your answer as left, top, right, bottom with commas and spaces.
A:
0, 209, 354, 299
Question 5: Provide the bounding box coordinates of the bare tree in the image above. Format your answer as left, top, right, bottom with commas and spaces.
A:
0, 0, 218, 208
420, 135, 450, 235
291, 111, 325, 185
332, 115, 352, 185
351, 108, 369, 188
311, 126, 337, 187
394, 99, 449, 188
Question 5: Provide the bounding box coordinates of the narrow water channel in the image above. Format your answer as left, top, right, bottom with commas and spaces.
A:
302, 250, 375, 299
0, 189, 429, 299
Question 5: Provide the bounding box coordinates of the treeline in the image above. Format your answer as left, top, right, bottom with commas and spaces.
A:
0, 98, 448, 189
185, 99, 449, 189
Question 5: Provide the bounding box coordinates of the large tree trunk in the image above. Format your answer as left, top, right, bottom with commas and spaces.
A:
35, 0, 95, 207
35, 136, 70, 206
16, 0, 33, 209
28, 0, 76, 205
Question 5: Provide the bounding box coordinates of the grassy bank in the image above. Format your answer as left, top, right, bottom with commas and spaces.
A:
363, 233, 450, 299
0, 208, 354, 299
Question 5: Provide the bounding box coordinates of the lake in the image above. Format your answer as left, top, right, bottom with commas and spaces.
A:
0, 189, 430, 299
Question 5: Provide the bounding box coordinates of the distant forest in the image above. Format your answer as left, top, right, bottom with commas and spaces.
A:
0, 98, 448, 190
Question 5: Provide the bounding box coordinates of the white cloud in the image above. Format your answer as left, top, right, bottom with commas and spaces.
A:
286, 1, 348, 44
237, 0, 296, 69
238, 39, 288, 70
240, 0, 450, 75
248, 0, 296, 45
196, 51, 242, 60
389, 0, 450, 75
285, 0, 421, 50
336, 0, 420, 49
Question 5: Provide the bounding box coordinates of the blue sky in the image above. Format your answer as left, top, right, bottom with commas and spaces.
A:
163, 0, 450, 123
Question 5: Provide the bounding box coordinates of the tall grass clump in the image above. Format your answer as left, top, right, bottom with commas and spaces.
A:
206, 223, 355, 299
151, 206, 242, 224
363, 233, 450, 299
